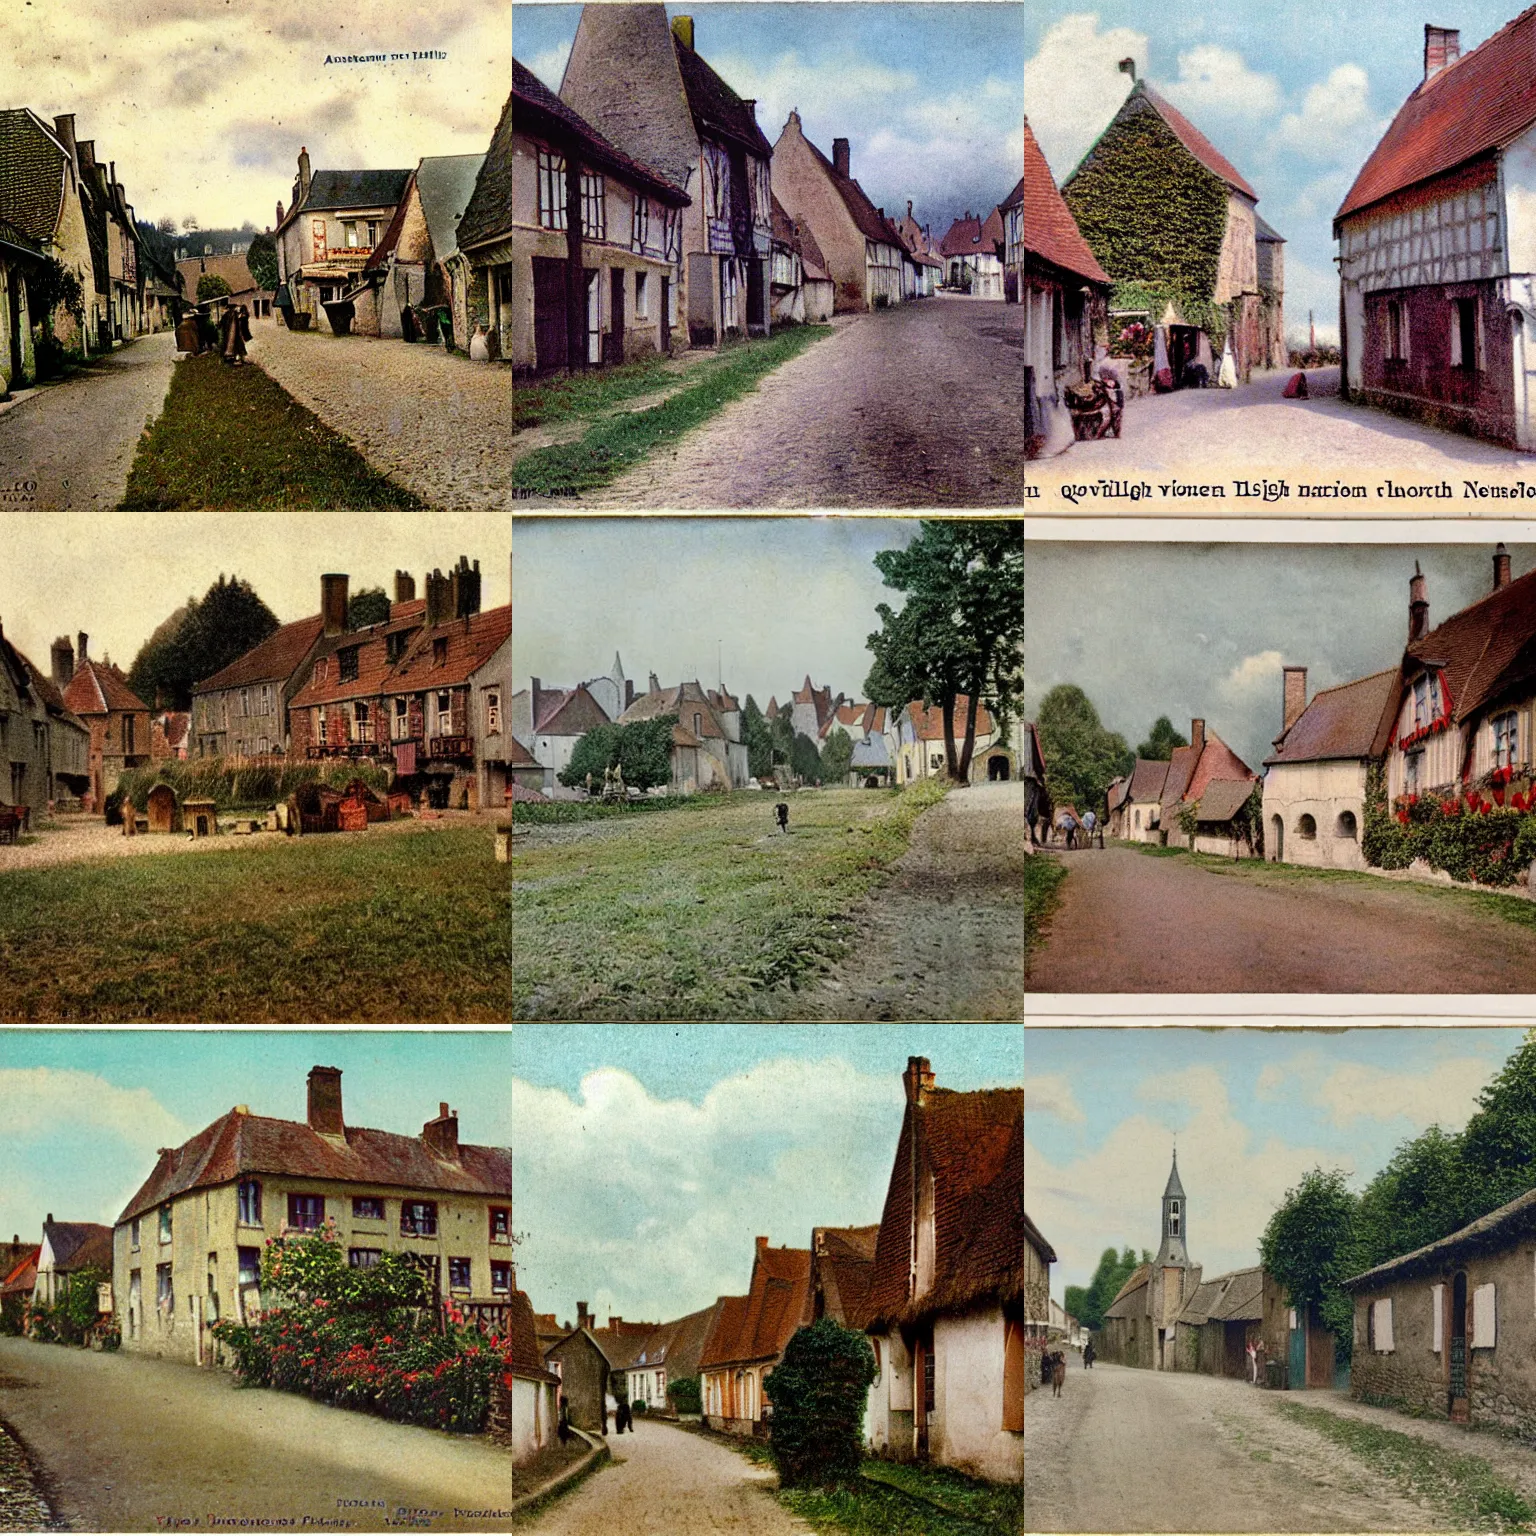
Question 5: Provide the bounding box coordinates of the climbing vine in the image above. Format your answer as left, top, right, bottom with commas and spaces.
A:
1363, 761, 1536, 886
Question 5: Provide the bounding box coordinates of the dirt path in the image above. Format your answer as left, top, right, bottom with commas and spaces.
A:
1027, 846, 1536, 992
798, 781, 1024, 1020
0, 1335, 512, 1532
1024, 1363, 1447, 1532
523, 1418, 809, 1534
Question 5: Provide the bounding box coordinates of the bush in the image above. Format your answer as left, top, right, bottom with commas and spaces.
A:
1364, 762, 1536, 886
631, 1399, 647, 1415
767, 1319, 877, 1488
197, 274, 233, 304
669, 1374, 701, 1414
116, 756, 390, 813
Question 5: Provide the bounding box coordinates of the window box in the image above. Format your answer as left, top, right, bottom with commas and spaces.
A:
352, 1196, 385, 1222
287, 1193, 325, 1232
401, 1200, 438, 1238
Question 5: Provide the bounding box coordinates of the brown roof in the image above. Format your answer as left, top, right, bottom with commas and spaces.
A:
697, 1295, 749, 1371
1160, 729, 1255, 812
1106, 775, 1130, 813
1406, 564, 1536, 724
812, 1223, 880, 1329
176, 253, 266, 300
770, 192, 797, 247
619, 1299, 726, 1387
10, 649, 87, 731
508, 735, 539, 768
699, 1242, 812, 1369
194, 614, 324, 694
591, 1318, 660, 1371
1103, 1262, 1151, 1318
939, 213, 986, 257
42, 1221, 113, 1273
288, 602, 427, 710
906, 696, 994, 741
0, 1248, 38, 1297
1024, 1210, 1056, 1265
673, 32, 774, 159
387, 605, 510, 694
1337, 7, 1536, 221
866, 1083, 1024, 1329
118, 1107, 510, 1224
798, 131, 903, 249
1024, 122, 1109, 285
791, 218, 831, 281
622, 680, 730, 740
1193, 777, 1258, 824
1265, 668, 1401, 765
1127, 757, 1170, 801
511, 781, 549, 803
62, 658, 149, 717
508, 1289, 559, 1382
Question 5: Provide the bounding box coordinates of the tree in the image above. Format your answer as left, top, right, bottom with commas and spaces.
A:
1137, 715, 1188, 761
1035, 684, 1133, 815
765, 1320, 877, 1488
182, 216, 200, 233
196, 273, 232, 304
669, 1375, 701, 1414
347, 587, 390, 629
820, 725, 854, 785
1065, 1245, 1150, 1334
247, 231, 280, 293
863, 520, 1024, 782
24, 256, 85, 337
791, 731, 822, 785
156, 216, 177, 235
560, 724, 624, 788
127, 575, 279, 710
1259, 1168, 1358, 1361
769, 711, 795, 769
1354, 1125, 1470, 1274
1459, 1028, 1536, 1213
558, 716, 677, 792
741, 695, 774, 778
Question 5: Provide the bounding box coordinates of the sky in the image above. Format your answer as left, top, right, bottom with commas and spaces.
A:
512, 1022, 1021, 1324
1024, 1, 1536, 345
0, 513, 510, 680
513, 516, 919, 709
514, 2, 1025, 236
0, 0, 510, 231
0, 1029, 511, 1242
1023, 540, 1536, 775
1026, 1025, 1527, 1298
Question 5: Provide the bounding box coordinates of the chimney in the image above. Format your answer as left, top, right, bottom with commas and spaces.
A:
743, 99, 756, 122
1494, 542, 1512, 591
306, 1065, 344, 1137
610, 1315, 623, 1328
52, 114, 77, 175
45, 1214, 52, 1226
321, 573, 349, 636
1190, 718, 1206, 754
77, 630, 88, 662
395, 569, 416, 604
425, 566, 452, 627
671, 14, 693, 49
50, 636, 73, 686
298, 145, 312, 203
577, 1301, 591, 1331
1283, 667, 1308, 732
833, 137, 851, 178
648, 671, 660, 693
422, 1101, 460, 1160
1424, 24, 1461, 80
1410, 562, 1429, 641
625, 679, 635, 710
902, 1055, 935, 1107
756, 1235, 769, 1259
276, 199, 284, 227
450, 555, 482, 619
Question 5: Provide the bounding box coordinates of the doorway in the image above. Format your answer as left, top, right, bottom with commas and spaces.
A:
660, 277, 671, 353
1288, 1309, 1306, 1388
607, 267, 625, 364
531, 256, 568, 371
1450, 1271, 1468, 1421
987, 754, 1010, 781
1271, 813, 1284, 862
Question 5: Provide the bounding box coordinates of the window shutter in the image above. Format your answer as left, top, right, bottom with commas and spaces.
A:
1002, 1318, 1024, 1432
1377, 1298, 1395, 1352
1431, 1284, 1444, 1353
1473, 1282, 1497, 1348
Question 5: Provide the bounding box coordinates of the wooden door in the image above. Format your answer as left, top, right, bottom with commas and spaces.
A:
531, 257, 568, 372
660, 278, 671, 353
607, 268, 625, 364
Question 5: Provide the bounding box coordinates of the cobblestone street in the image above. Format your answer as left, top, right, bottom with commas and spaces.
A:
584, 296, 1024, 507
0, 332, 176, 510
250, 321, 511, 510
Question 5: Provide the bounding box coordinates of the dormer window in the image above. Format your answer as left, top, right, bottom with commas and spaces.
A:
339, 648, 359, 684
1412, 672, 1442, 730
433, 637, 448, 666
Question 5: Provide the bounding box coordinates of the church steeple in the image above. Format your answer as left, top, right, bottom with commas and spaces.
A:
1154, 1146, 1189, 1267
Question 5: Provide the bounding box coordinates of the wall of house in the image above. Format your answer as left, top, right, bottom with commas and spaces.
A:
864, 1325, 915, 1456
510, 1375, 555, 1462
1386, 689, 1462, 800
771, 133, 868, 312
551, 1337, 608, 1432
932, 1307, 1022, 1483
1263, 760, 1368, 869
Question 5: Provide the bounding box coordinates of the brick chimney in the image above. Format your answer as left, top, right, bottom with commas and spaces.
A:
52, 114, 77, 176
1283, 667, 1308, 732
297, 145, 312, 204
1410, 562, 1429, 641
1190, 718, 1206, 754
425, 567, 452, 627
395, 570, 416, 604
321, 573, 349, 636
422, 1101, 460, 1160
648, 671, 660, 693
756, 1235, 769, 1259
306, 1065, 344, 1137
671, 14, 693, 49
449, 555, 482, 619
1494, 542, 1512, 591
610, 1315, 623, 1328
51, 636, 73, 686
1424, 24, 1461, 81
577, 1301, 591, 1331
77, 630, 88, 662
276, 199, 285, 227
833, 138, 851, 178
902, 1055, 935, 1107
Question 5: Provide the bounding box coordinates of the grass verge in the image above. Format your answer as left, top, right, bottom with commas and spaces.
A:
512, 781, 947, 1018
120, 352, 424, 508
511, 324, 831, 495
0, 825, 509, 1020
511, 794, 708, 825
1275, 1401, 1534, 1532
513, 353, 674, 429
1024, 853, 1066, 964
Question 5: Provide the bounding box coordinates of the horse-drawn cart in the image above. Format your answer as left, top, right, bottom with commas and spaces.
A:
1065, 376, 1124, 441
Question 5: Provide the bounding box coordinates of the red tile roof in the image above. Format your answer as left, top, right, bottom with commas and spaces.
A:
1265, 668, 1401, 765
906, 696, 994, 741
118, 1106, 510, 1224
1137, 82, 1256, 199
387, 605, 510, 693
697, 1295, 749, 1371
812, 1223, 880, 1329
1407, 562, 1536, 724
508, 1289, 560, 1382
0, 1248, 38, 1297
939, 214, 985, 257
288, 601, 429, 710
1338, 7, 1536, 221
62, 658, 148, 717
1027, 118, 1111, 279
699, 1243, 811, 1370
194, 614, 324, 694
508, 736, 539, 768
866, 1082, 1023, 1329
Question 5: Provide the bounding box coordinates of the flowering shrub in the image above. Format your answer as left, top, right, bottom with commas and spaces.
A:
1366, 766, 1536, 885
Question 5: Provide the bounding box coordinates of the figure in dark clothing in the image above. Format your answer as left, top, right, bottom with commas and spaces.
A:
558, 1399, 571, 1444
221, 303, 250, 364
775, 802, 790, 834
615, 1398, 632, 1434
1083, 1340, 1096, 1369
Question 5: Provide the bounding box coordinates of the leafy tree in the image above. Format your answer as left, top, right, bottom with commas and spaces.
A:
769, 710, 795, 768
128, 575, 279, 710
247, 231, 280, 293
669, 1375, 701, 1414
1259, 1168, 1358, 1361
157, 216, 177, 235
863, 520, 1024, 782
347, 586, 390, 629
1137, 715, 1188, 761
24, 256, 85, 338
820, 725, 854, 785
1353, 1124, 1470, 1274
741, 695, 774, 778
196, 273, 232, 304
1459, 1029, 1536, 1212
559, 717, 677, 792
1067, 1245, 1150, 1334
1035, 684, 1133, 815
560, 724, 625, 788
766, 1320, 877, 1488
182, 216, 200, 233
791, 731, 822, 785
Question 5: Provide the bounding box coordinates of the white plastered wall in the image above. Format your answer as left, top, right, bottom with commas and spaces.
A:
933, 1308, 1022, 1483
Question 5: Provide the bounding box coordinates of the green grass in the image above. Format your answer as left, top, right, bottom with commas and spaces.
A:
512, 325, 831, 495
1024, 853, 1066, 963
513, 352, 674, 429
0, 826, 509, 1020
1275, 1401, 1534, 1531
512, 782, 947, 1018
778, 1481, 1003, 1536
860, 1461, 1022, 1531
511, 795, 707, 825
120, 352, 424, 508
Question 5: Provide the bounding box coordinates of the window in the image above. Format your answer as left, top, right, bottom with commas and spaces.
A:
344, 221, 360, 248
486, 690, 501, 735
348, 1248, 382, 1269
1386, 298, 1409, 361
339, 647, 359, 684
632, 194, 650, 251
207, 1261, 220, 1324
387, 630, 410, 662
287, 1193, 324, 1231
237, 1247, 260, 1286
449, 1257, 472, 1293
436, 691, 452, 726
635, 271, 649, 320
352, 1196, 385, 1221
537, 149, 567, 230
130, 1217, 140, 1251
1336, 810, 1359, 840
401, 1200, 438, 1237
157, 1264, 174, 1314
1405, 750, 1423, 794
393, 697, 410, 739
238, 1180, 262, 1225
581, 171, 606, 239
923, 1340, 936, 1414
434, 637, 448, 667
1451, 296, 1482, 370
1297, 814, 1317, 840
311, 218, 326, 260
490, 1206, 511, 1243
367, 220, 380, 248
239, 688, 250, 718
1413, 673, 1442, 729
259, 684, 273, 716
159, 1206, 173, 1243
1168, 1199, 1180, 1237
1473, 1282, 1497, 1348
490, 1261, 511, 1295
125, 715, 135, 754
1494, 711, 1519, 770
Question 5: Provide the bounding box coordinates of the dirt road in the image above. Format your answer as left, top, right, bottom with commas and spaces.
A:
524, 1418, 809, 1534
1024, 1363, 1445, 1532
800, 781, 1024, 1020
585, 297, 1023, 507
1027, 846, 1536, 992
0, 1335, 512, 1531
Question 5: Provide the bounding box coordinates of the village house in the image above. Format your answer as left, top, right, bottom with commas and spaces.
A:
28, 644, 90, 805
893, 202, 942, 298
938, 207, 1004, 299
810, 1224, 879, 1327
892, 697, 1012, 785
510, 678, 613, 797
1115, 757, 1171, 843
33, 1216, 113, 1308
788, 674, 843, 743
273, 149, 411, 334
506, 1289, 560, 1464
174, 252, 273, 323
617, 676, 750, 792
1345, 1185, 1536, 1431
1335, 14, 1536, 446
451, 89, 514, 361
1262, 664, 1399, 869
59, 635, 150, 814
191, 609, 328, 760
1155, 718, 1259, 856
768, 194, 834, 323
0, 1243, 39, 1330
1099, 1151, 1198, 1370
562, 7, 774, 348
1024, 1211, 1053, 1396
1048, 1298, 1085, 1349
114, 1064, 511, 1367
98, 162, 144, 343
0, 626, 89, 818
510, 59, 690, 372
819, 701, 890, 785
151, 711, 191, 762
1172, 1266, 1275, 1379
863, 1058, 1023, 1482
611, 1299, 727, 1414
545, 1313, 614, 1433
1063, 76, 1284, 385
1022, 120, 1111, 457
1002, 175, 1023, 304
699, 1235, 812, 1436
771, 112, 906, 312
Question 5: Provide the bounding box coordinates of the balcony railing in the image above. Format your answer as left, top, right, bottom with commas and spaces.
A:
428, 735, 473, 760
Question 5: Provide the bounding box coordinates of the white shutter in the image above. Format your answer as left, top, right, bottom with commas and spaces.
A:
1431, 1284, 1444, 1352
1376, 1298, 1395, 1352
1473, 1283, 1497, 1349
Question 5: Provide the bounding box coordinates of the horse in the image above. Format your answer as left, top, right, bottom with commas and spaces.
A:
1051, 1352, 1067, 1397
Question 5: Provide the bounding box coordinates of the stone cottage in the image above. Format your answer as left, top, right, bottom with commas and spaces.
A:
452, 88, 515, 361
33, 1217, 114, 1307
191, 608, 328, 760
616, 677, 749, 792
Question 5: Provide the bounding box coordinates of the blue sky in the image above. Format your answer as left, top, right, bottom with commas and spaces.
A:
1025, 2, 1536, 344
0, 1031, 510, 1242
1026, 1026, 1525, 1298
515, 3, 1025, 234
512, 1023, 1020, 1325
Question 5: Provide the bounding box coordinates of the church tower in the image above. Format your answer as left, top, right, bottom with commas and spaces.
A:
1149, 1147, 1194, 1366
1154, 1148, 1189, 1267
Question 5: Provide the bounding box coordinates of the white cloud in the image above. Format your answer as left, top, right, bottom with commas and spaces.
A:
0, 1068, 187, 1149
1277, 64, 1384, 164
1219, 650, 1285, 704
1024, 12, 1146, 184
1162, 44, 1282, 123
1255, 1049, 1490, 1129
524, 42, 571, 93
1026, 1073, 1085, 1124
1282, 253, 1343, 347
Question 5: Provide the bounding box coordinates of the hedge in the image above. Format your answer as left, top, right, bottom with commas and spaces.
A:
116, 757, 391, 813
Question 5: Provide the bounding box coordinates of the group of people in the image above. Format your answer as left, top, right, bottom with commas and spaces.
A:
175, 302, 253, 365
1048, 807, 1102, 850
